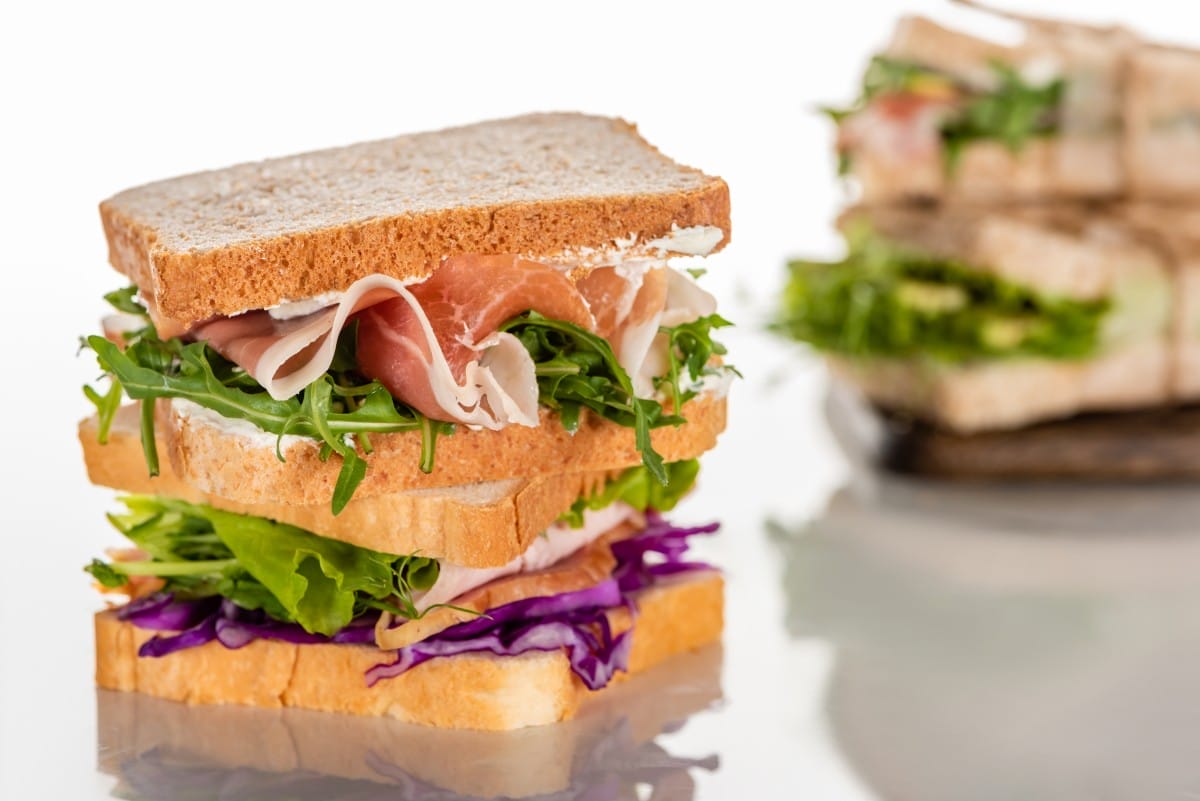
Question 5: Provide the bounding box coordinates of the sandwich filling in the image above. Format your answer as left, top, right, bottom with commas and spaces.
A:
84, 255, 734, 513
86, 462, 716, 691
828, 55, 1068, 175
776, 229, 1122, 364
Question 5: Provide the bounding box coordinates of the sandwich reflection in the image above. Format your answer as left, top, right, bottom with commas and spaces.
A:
773, 475, 1200, 800
97, 645, 721, 801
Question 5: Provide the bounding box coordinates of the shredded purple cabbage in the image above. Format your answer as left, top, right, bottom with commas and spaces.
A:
117, 514, 718, 690
121, 596, 377, 657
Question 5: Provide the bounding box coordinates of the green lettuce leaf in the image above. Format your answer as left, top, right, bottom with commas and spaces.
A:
85, 496, 441, 636
559, 459, 700, 528
775, 229, 1108, 363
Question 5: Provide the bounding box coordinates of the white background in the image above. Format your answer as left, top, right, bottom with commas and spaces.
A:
0, 2, 1194, 799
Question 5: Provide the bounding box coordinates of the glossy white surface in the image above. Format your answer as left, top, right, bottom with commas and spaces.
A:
1, 1, 1196, 799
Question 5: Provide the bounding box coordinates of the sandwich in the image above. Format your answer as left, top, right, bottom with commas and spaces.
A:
80, 113, 734, 729
97, 643, 722, 799
827, 14, 1130, 202
776, 203, 1174, 434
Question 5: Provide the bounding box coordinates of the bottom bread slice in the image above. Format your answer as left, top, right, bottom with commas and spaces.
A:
95, 571, 723, 731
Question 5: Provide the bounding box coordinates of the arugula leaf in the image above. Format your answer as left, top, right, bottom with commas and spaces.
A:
83, 379, 123, 445
86, 496, 444, 636
559, 459, 700, 528
84, 327, 448, 513
502, 312, 677, 484
657, 315, 735, 414
84, 286, 730, 504
103, 286, 150, 317
940, 61, 1064, 174
774, 229, 1108, 363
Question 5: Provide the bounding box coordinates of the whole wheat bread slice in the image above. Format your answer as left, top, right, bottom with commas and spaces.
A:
100, 113, 731, 331
95, 571, 723, 730
80, 406, 621, 568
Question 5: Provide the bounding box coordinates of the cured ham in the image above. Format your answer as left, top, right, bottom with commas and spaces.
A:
839, 92, 956, 163
192, 254, 717, 429
354, 255, 594, 423
375, 504, 639, 649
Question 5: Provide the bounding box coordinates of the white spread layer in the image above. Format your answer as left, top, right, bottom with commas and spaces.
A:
413, 502, 636, 613
546, 224, 726, 268
647, 224, 725, 256
267, 291, 345, 320
172, 398, 309, 451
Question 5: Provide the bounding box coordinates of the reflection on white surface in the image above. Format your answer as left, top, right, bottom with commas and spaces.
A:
773, 469, 1200, 801
97, 645, 721, 801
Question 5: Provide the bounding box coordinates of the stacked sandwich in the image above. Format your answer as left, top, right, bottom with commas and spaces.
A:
779, 12, 1200, 443
80, 113, 735, 730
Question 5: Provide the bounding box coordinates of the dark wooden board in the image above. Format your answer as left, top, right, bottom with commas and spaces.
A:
826, 385, 1200, 480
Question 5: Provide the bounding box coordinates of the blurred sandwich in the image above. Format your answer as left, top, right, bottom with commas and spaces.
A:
828, 15, 1130, 203
777, 204, 1175, 433
80, 114, 733, 729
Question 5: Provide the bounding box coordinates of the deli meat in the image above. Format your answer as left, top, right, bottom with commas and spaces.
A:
355, 255, 593, 423
192, 256, 715, 428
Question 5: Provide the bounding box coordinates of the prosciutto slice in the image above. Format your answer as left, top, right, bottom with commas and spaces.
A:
354, 255, 593, 425
192, 256, 715, 429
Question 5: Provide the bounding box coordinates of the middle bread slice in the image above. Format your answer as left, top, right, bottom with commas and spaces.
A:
82, 405, 665, 568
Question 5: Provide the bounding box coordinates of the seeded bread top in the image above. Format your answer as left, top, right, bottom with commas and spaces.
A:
100, 113, 731, 330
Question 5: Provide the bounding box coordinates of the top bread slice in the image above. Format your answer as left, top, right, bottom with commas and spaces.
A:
100, 113, 731, 331
885, 15, 1019, 87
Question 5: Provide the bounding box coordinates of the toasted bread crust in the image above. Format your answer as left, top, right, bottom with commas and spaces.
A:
79, 408, 619, 567
99, 114, 730, 331
95, 572, 723, 730
159, 392, 726, 506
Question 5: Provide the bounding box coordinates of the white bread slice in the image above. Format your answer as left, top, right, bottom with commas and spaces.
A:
830, 340, 1170, 433
156, 391, 726, 506
884, 15, 1018, 89
100, 113, 730, 332
854, 139, 1122, 204
97, 644, 721, 797
1124, 45, 1200, 199
79, 406, 617, 568
95, 571, 723, 731
842, 204, 1168, 302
